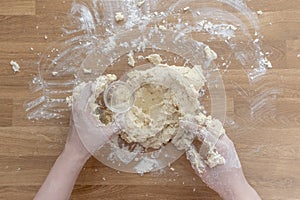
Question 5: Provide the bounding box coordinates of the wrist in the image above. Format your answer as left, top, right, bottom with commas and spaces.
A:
62, 145, 90, 165
220, 181, 261, 200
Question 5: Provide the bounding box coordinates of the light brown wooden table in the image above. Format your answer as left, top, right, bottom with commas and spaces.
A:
0, 0, 299, 199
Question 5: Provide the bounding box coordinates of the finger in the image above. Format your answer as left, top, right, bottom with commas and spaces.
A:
99, 123, 121, 139
114, 113, 126, 130
179, 120, 206, 141
186, 145, 207, 177
73, 82, 92, 113
199, 127, 221, 157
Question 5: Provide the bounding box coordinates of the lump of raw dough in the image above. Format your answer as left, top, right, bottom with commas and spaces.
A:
205, 148, 226, 168
10, 60, 20, 73
146, 54, 162, 65
120, 63, 206, 150
204, 46, 217, 60
127, 54, 135, 67
121, 84, 180, 149
171, 128, 194, 151
115, 12, 124, 22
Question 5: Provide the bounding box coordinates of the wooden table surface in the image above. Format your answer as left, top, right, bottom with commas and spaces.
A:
0, 0, 299, 199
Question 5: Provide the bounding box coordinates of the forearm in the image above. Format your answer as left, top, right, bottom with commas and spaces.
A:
34, 147, 89, 200
220, 181, 261, 200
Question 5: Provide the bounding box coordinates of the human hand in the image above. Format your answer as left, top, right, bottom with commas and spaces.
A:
65, 82, 124, 160
181, 118, 261, 200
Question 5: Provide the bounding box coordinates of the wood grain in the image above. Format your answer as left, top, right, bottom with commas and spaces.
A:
0, 1, 36, 16
0, 0, 299, 200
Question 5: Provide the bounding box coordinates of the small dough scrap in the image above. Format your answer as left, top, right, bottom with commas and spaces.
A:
52, 71, 58, 76
183, 7, 190, 12
186, 147, 206, 174
205, 148, 226, 168
204, 46, 217, 60
137, 0, 145, 7
65, 96, 73, 107
83, 68, 92, 74
115, 12, 124, 22
10, 60, 20, 73
146, 54, 162, 65
137, 55, 144, 60
127, 54, 135, 67
158, 25, 167, 31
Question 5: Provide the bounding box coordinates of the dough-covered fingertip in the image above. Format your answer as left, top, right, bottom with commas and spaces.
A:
186, 145, 207, 176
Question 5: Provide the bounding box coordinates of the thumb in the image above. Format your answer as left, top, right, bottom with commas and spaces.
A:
73, 82, 92, 113
186, 145, 207, 177
99, 123, 121, 139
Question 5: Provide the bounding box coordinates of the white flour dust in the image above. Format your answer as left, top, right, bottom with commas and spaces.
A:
25, 0, 280, 174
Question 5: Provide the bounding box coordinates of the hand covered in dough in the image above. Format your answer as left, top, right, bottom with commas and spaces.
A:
66, 82, 124, 159
180, 118, 261, 200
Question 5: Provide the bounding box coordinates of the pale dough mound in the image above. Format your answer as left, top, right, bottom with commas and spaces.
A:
73, 62, 207, 150
120, 63, 206, 150
121, 84, 180, 149
69, 54, 227, 169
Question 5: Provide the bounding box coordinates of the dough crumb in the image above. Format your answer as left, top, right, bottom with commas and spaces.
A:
10, 60, 20, 73
204, 46, 217, 60
127, 53, 136, 67
65, 96, 73, 107
256, 10, 263, 15
205, 148, 226, 168
83, 68, 92, 74
183, 7, 190, 12
115, 12, 124, 22
137, 55, 144, 60
44, 35, 48, 40
52, 71, 58, 76
137, 0, 145, 7
226, 24, 237, 31
146, 54, 162, 65
158, 25, 167, 31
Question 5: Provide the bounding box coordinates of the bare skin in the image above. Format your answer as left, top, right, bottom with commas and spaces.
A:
34, 83, 121, 200
181, 120, 262, 200
34, 117, 91, 200
35, 84, 261, 200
